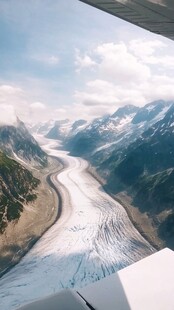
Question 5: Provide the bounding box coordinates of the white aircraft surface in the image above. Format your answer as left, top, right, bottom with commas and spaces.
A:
17, 248, 174, 309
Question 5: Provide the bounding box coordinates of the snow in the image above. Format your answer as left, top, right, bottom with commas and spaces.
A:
170, 121, 174, 127
153, 106, 171, 122
12, 152, 29, 167
149, 126, 159, 137
59, 122, 73, 135
71, 121, 89, 136
93, 137, 124, 153
137, 121, 146, 128
99, 116, 133, 133
115, 116, 133, 130
146, 105, 155, 112
0, 138, 154, 310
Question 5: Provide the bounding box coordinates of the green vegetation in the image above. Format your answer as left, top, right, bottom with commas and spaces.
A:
0, 151, 40, 232
133, 169, 174, 213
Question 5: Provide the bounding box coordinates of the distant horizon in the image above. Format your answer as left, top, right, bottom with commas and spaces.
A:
0, 98, 172, 127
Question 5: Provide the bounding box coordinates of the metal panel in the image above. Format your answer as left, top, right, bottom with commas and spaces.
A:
80, 0, 174, 40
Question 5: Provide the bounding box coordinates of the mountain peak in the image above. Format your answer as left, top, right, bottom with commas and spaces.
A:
0, 119, 47, 167
132, 100, 172, 124
112, 105, 139, 119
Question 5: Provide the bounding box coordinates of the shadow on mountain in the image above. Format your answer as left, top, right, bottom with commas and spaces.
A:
0, 248, 140, 309
0, 234, 40, 278
158, 214, 174, 250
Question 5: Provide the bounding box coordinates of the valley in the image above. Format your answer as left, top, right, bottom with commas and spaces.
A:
0, 155, 60, 278
0, 121, 61, 277
0, 99, 174, 309
0, 138, 154, 310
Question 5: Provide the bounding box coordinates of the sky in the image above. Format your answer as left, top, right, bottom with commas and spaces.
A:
0, 0, 174, 124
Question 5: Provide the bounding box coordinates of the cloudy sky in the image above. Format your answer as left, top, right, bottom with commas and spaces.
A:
0, 0, 174, 124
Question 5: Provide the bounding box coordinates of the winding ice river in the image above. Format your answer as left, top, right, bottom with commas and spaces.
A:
0, 138, 154, 309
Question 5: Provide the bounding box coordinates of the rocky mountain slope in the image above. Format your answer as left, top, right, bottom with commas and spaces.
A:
0, 151, 40, 232
46, 119, 87, 140
114, 104, 174, 182
0, 117, 48, 237
0, 118, 47, 167
104, 104, 174, 248
65, 106, 137, 157
28, 119, 55, 136
66, 100, 172, 166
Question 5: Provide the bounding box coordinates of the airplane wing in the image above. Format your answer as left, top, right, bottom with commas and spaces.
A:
79, 0, 174, 40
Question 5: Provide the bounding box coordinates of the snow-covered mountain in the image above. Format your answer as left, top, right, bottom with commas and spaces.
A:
112, 103, 174, 184
28, 119, 55, 136
103, 104, 174, 248
66, 100, 173, 165
46, 119, 71, 140
132, 100, 171, 124
0, 118, 47, 167
46, 119, 88, 140
112, 104, 139, 118
65, 106, 137, 157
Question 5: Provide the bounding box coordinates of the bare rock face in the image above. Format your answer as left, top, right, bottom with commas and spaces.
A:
0, 118, 47, 168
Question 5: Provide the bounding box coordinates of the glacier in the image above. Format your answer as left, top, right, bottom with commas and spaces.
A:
0, 138, 154, 310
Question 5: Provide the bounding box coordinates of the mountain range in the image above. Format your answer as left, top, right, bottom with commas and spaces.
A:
39, 99, 174, 248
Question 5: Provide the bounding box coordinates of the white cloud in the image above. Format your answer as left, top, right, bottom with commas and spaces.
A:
31, 55, 60, 65
0, 85, 23, 95
87, 79, 115, 92
129, 39, 174, 68
140, 75, 174, 101
75, 49, 96, 72
0, 84, 30, 122
69, 102, 114, 120
94, 42, 151, 84
46, 56, 60, 65
74, 80, 119, 107
1, 37, 174, 124
0, 104, 17, 126
30, 102, 46, 110
72, 39, 174, 120
129, 39, 165, 59
74, 79, 146, 115
55, 108, 67, 114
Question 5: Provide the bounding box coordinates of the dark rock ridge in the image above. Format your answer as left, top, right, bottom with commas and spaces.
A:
104, 104, 174, 248
0, 118, 47, 167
